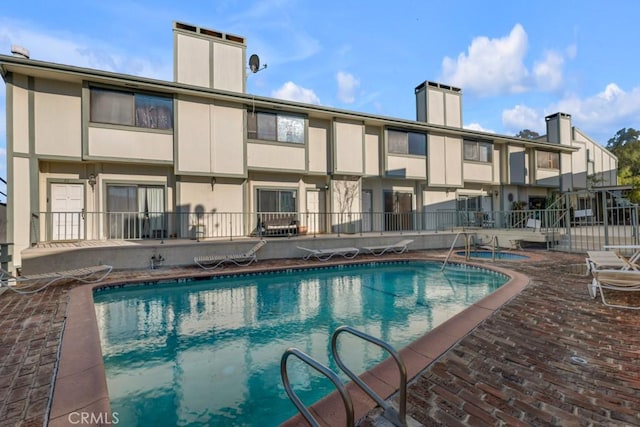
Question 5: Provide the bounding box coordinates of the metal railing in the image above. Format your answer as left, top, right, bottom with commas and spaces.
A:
281, 326, 407, 427
30, 208, 566, 244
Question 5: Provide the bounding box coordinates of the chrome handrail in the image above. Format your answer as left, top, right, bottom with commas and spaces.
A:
280, 347, 354, 427
442, 231, 470, 270
331, 326, 407, 426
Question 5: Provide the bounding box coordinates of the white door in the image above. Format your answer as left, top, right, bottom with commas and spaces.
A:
51, 184, 84, 240
306, 190, 326, 234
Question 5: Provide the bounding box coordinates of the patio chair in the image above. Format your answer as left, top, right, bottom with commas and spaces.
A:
0, 264, 113, 294
194, 240, 266, 270
586, 250, 636, 274
361, 239, 414, 256
587, 260, 640, 309
297, 246, 359, 261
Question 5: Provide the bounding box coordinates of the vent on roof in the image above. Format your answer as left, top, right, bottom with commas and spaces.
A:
11, 45, 30, 59
200, 28, 223, 39
175, 22, 197, 33
225, 34, 245, 44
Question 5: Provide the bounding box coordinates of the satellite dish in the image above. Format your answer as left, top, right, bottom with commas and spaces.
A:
248, 54, 266, 73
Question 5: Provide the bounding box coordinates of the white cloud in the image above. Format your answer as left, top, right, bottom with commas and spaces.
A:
502, 104, 543, 133
565, 43, 577, 60
271, 81, 320, 104
336, 71, 359, 104
533, 51, 564, 91
464, 123, 495, 133
551, 83, 640, 129
441, 24, 529, 96
0, 18, 171, 80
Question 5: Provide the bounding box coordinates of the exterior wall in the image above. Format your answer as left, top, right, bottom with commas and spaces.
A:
175, 33, 210, 87
11, 157, 31, 268
11, 74, 29, 154
535, 168, 560, 187
573, 129, 618, 187
87, 127, 173, 162
427, 135, 462, 187
463, 162, 493, 183
176, 97, 244, 176
445, 92, 461, 128
427, 89, 444, 125
308, 119, 329, 174
176, 178, 244, 236
387, 155, 426, 179
247, 143, 305, 171
34, 79, 82, 158
364, 126, 380, 176
212, 42, 244, 93
334, 119, 364, 174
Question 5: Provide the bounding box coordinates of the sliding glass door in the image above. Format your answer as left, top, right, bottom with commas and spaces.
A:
107, 185, 165, 239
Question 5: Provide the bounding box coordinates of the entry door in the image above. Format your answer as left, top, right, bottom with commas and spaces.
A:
50, 183, 85, 240
362, 190, 372, 232
306, 190, 326, 234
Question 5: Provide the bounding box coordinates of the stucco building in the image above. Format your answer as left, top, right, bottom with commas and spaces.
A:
1, 22, 617, 270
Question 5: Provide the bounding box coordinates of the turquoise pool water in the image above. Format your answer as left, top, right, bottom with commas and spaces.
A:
94, 261, 508, 427
456, 250, 530, 260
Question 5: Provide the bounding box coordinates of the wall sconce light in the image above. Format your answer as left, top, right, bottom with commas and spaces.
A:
494, 190, 499, 197
88, 174, 96, 191
210, 177, 216, 191
324, 183, 330, 190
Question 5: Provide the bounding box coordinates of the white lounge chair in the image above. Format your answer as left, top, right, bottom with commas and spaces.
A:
362, 239, 414, 256
0, 265, 113, 294
587, 261, 640, 309
297, 246, 359, 261
195, 240, 266, 270
586, 250, 636, 274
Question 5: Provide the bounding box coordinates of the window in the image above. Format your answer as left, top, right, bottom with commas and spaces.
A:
257, 189, 297, 213
463, 140, 493, 162
537, 151, 560, 169
247, 111, 305, 143
90, 88, 173, 130
388, 130, 427, 156
106, 185, 165, 239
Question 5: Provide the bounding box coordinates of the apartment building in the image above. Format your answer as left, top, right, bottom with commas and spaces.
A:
0, 22, 617, 270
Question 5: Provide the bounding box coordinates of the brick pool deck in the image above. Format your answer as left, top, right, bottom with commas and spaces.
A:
1, 249, 639, 426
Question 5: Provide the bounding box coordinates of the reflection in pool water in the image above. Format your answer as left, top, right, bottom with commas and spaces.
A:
94, 261, 508, 427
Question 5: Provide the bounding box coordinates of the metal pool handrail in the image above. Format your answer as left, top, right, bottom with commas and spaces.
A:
331, 326, 407, 426
442, 231, 470, 270
280, 347, 354, 427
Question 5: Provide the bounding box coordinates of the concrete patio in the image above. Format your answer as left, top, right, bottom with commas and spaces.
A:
1, 249, 639, 426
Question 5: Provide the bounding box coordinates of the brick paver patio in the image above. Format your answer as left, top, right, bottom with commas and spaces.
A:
1, 249, 639, 426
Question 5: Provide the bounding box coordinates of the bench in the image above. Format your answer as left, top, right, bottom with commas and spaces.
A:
259, 214, 298, 237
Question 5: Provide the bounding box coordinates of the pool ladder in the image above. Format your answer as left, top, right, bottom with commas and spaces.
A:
442, 231, 471, 270
281, 325, 408, 427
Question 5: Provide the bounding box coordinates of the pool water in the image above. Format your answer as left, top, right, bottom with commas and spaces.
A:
94, 261, 508, 427
456, 250, 530, 260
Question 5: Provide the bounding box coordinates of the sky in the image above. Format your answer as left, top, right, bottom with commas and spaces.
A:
0, 0, 639, 198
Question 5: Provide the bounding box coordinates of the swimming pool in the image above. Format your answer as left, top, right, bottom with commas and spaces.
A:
94, 261, 508, 426
456, 250, 530, 260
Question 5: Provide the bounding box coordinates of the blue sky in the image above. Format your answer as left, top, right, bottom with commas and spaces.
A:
1, 0, 639, 195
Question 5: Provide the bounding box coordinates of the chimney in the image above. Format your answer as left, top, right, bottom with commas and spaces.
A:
173, 21, 246, 93
415, 81, 462, 128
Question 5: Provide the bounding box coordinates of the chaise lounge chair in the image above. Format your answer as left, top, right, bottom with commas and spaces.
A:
587, 261, 640, 309
586, 250, 637, 274
0, 264, 113, 294
361, 239, 414, 256
297, 246, 359, 261
195, 240, 266, 270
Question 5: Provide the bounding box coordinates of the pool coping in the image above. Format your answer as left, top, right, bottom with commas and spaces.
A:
47, 256, 529, 426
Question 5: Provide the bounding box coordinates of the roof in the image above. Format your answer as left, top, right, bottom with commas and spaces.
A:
0, 54, 578, 153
